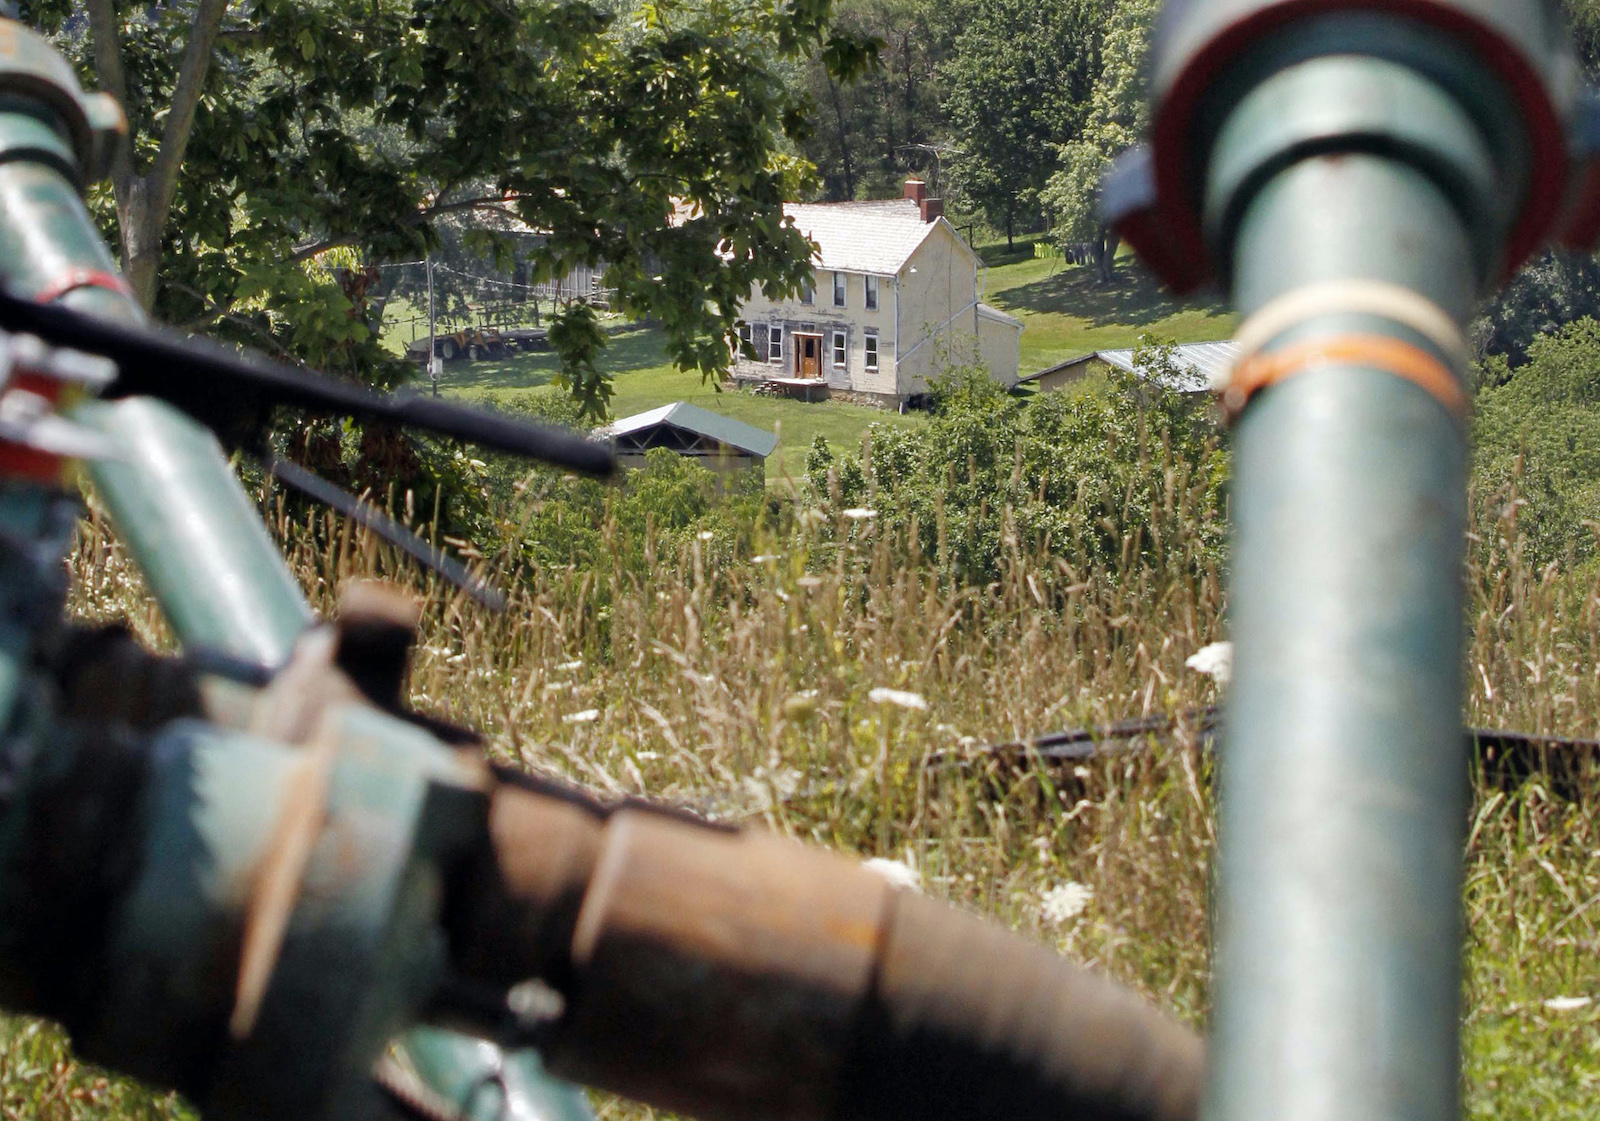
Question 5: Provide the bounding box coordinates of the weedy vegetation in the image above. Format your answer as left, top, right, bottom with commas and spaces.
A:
5, 341, 1600, 1119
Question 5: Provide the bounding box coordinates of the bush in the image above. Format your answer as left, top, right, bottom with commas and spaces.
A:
806, 341, 1228, 584
1472, 318, 1600, 568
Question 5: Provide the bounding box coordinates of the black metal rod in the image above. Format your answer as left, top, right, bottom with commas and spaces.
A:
0, 289, 614, 476
267, 457, 508, 612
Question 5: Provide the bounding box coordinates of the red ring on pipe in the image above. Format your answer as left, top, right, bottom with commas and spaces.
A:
32, 267, 134, 305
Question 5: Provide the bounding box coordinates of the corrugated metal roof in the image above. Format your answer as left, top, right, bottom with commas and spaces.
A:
600, 401, 778, 458
1022, 340, 1238, 392
1095, 341, 1237, 391
784, 199, 944, 275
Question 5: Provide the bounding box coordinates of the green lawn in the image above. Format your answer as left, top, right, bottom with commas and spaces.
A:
386, 235, 1231, 477
429, 321, 923, 483
978, 239, 1238, 374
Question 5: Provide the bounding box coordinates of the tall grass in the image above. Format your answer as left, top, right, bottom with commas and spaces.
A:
19, 455, 1600, 1121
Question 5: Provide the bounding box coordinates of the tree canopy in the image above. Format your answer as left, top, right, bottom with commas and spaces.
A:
938, 0, 1101, 246
29, 0, 877, 416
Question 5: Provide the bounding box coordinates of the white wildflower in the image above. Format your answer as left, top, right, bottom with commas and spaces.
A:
842, 507, 878, 520
869, 687, 928, 711
1545, 995, 1592, 1012
556, 659, 583, 672
864, 857, 922, 892
751, 554, 779, 563
562, 709, 600, 724
1185, 640, 1233, 685
697, 530, 714, 540
796, 575, 823, 589
1040, 881, 1095, 926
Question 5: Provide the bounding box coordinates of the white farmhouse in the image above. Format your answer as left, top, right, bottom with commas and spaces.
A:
732, 181, 1022, 405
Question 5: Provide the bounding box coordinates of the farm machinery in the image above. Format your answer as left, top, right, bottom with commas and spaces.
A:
0, 0, 1587, 1117
406, 323, 549, 364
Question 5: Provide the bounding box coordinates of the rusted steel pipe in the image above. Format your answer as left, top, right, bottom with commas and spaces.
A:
448, 776, 1204, 1121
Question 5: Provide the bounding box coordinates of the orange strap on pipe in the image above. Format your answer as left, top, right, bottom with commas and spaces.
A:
1220, 334, 1468, 423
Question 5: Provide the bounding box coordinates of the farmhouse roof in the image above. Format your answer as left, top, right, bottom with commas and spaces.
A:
600, 401, 778, 459
784, 199, 945, 275
1020, 340, 1239, 393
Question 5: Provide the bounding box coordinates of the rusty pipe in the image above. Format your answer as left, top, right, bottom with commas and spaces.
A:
447, 775, 1203, 1121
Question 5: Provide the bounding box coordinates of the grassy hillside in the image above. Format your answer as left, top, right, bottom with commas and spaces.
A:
24, 449, 1599, 1121
978, 239, 1239, 372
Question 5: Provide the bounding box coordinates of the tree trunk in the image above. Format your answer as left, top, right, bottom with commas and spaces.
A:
1096, 224, 1120, 284
1006, 211, 1014, 250
87, 0, 231, 311
119, 180, 165, 308
826, 75, 856, 200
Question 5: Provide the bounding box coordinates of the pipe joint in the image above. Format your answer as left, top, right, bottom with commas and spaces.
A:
1202, 54, 1506, 288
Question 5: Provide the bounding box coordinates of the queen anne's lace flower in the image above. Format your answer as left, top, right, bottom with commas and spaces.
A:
869, 687, 927, 711
1185, 641, 1233, 685
1040, 881, 1095, 926
864, 857, 922, 892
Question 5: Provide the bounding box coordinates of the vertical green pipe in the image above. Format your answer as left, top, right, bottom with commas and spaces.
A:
0, 117, 315, 666
73, 398, 313, 665
0, 96, 591, 1119
1205, 153, 1472, 1121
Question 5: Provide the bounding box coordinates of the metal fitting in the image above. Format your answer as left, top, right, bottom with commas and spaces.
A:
1103, 0, 1586, 291
0, 20, 125, 183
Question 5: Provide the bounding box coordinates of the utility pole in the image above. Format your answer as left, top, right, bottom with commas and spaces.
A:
426, 255, 440, 397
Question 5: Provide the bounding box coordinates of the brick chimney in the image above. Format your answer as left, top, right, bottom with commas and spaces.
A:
903, 178, 927, 204
921, 197, 944, 222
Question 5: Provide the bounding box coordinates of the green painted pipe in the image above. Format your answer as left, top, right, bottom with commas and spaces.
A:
388, 1027, 593, 1121
0, 62, 595, 1121
73, 397, 313, 666
0, 110, 314, 664
1204, 107, 1478, 1121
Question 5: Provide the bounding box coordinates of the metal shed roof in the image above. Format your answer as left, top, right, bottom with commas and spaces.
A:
1021, 340, 1238, 393
600, 401, 779, 459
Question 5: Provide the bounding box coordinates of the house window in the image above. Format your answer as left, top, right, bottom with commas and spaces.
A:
768, 324, 784, 363
833, 271, 846, 308
801, 278, 815, 305
865, 276, 879, 311
864, 332, 879, 371
737, 321, 753, 357
832, 329, 847, 368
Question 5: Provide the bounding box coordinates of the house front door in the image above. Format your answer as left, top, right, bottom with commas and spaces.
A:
796, 334, 821, 378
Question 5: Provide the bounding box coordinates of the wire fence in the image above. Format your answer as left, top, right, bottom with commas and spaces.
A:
372, 258, 618, 363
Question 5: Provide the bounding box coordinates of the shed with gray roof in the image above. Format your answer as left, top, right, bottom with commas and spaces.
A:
1019, 340, 1238, 395
598, 402, 778, 478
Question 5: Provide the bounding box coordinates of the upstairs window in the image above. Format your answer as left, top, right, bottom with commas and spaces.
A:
800, 278, 815, 305
768, 324, 784, 363
833, 271, 847, 308
865, 276, 879, 311
832, 329, 847, 368
737, 321, 753, 357
864, 332, 879, 371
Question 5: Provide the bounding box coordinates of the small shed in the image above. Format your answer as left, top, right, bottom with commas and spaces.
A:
599, 401, 778, 478
1020, 340, 1239, 395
